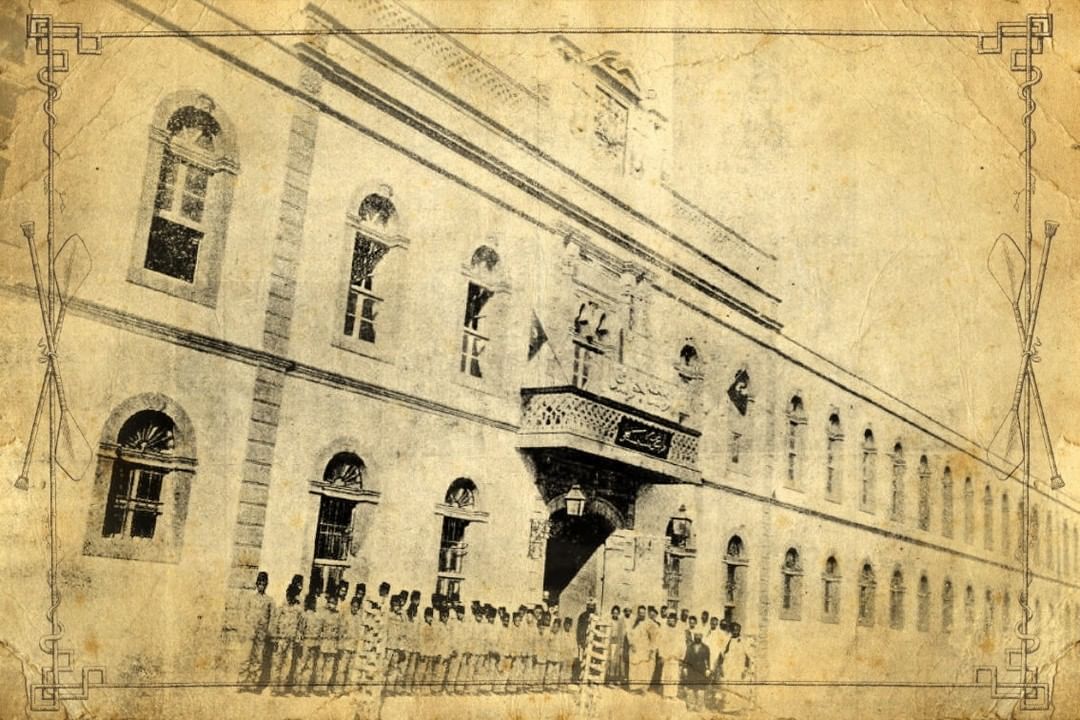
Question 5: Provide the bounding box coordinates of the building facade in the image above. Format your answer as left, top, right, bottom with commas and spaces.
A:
1, 1, 1077, 717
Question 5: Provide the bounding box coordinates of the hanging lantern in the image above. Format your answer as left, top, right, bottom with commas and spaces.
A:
565, 484, 587, 517
669, 504, 692, 545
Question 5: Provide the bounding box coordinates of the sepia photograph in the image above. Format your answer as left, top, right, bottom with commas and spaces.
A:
0, 1, 1078, 718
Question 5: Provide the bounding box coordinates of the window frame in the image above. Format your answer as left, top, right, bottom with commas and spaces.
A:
128, 92, 239, 307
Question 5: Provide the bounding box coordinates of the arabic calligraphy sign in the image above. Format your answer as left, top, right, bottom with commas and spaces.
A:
613, 416, 673, 459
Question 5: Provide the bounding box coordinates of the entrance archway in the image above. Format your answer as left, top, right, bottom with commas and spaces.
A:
543, 509, 616, 606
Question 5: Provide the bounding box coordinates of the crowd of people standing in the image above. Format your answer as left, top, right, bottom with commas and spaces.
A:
220, 571, 753, 713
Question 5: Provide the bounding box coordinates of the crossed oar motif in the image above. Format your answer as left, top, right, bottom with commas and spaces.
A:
14, 222, 93, 490
986, 220, 1063, 490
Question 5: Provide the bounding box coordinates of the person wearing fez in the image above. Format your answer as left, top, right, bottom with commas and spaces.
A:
268, 575, 304, 694
221, 570, 273, 691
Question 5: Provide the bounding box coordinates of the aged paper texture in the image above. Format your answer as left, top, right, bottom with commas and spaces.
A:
1, 1, 1079, 718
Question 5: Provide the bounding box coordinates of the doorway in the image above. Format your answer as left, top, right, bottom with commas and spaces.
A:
543, 509, 616, 606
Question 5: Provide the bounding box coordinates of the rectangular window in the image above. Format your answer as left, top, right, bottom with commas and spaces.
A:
145, 152, 209, 284
102, 463, 164, 539
460, 282, 493, 378
823, 579, 840, 622
343, 235, 387, 344
729, 432, 742, 465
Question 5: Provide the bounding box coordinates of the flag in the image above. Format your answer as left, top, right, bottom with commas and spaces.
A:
528, 311, 548, 360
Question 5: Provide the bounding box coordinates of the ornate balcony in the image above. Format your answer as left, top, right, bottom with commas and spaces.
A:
518, 385, 701, 483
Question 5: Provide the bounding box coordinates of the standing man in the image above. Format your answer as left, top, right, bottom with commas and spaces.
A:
683, 631, 710, 712
315, 592, 343, 694
657, 613, 685, 702
626, 605, 654, 694
221, 570, 273, 692
605, 605, 627, 687
575, 598, 597, 682
268, 576, 304, 694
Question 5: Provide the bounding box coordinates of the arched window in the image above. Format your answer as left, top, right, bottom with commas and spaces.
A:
822, 556, 841, 623
1031, 506, 1041, 565
785, 397, 806, 489
132, 93, 238, 305
1002, 589, 1011, 633
964, 584, 976, 627
825, 413, 843, 502
86, 396, 197, 564
460, 246, 504, 379
102, 410, 178, 539
942, 579, 955, 633
1001, 493, 1010, 558
983, 588, 994, 634
889, 568, 905, 630
436, 478, 483, 602
1063, 520, 1069, 577
860, 429, 877, 512
1017, 499, 1026, 558
963, 477, 975, 544
917, 455, 931, 531
311, 452, 367, 596
983, 484, 994, 550
857, 562, 876, 627
780, 547, 803, 620
890, 442, 905, 521
342, 193, 398, 344
917, 574, 931, 632
941, 466, 954, 538
1044, 510, 1053, 569
724, 536, 749, 626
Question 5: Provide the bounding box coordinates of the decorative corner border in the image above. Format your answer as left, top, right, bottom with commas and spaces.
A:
13, 7, 1064, 715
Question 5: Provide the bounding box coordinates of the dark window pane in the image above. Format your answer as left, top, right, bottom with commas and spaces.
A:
102, 464, 131, 537
131, 509, 157, 538
135, 469, 163, 502
180, 194, 205, 223
343, 290, 357, 336
145, 216, 202, 283
359, 298, 376, 343
314, 496, 356, 562
154, 155, 177, 211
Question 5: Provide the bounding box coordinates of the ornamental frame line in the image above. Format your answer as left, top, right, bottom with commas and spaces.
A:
13, 8, 1062, 715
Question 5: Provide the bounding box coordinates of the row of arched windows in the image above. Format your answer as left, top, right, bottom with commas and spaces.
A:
781, 397, 1078, 579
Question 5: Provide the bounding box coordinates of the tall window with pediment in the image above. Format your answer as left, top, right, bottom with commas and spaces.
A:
726, 369, 752, 468
964, 585, 976, 628
1001, 493, 1010, 558
342, 193, 398, 344
825, 414, 843, 502
724, 536, 748, 626
889, 568, 905, 630
85, 396, 197, 564
459, 246, 506, 379
942, 579, 954, 633
858, 563, 876, 627
435, 478, 484, 602
860, 429, 877, 512
941, 466, 954, 538
131, 93, 238, 305
785, 396, 807, 490
963, 477, 975, 544
917, 456, 932, 531
571, 300, 609, 390
310, 452, 366, 597
983, 588, 994, 634
983, 485, 994, 551
917, 574, 931, 632
780, 548, 803, 621
890, 442, 906, 521
822, 556, 841, 623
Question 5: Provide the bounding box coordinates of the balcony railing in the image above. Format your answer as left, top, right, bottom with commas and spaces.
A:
519, 385, 700, 480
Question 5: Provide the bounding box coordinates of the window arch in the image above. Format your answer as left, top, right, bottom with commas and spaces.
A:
1001, 493, 1010, 558
941, 464, 959, 537
857, 562, 876, 626
889, 568, 905, 630
860, 429, 877, 512
322, 452, 365, 489
890, 442, 905, 521
917, 574, 931, 632
983, 484, 994, 550
460, 245, 507, 379
825, 413, 843, 501
310, 452, 370, 596
444, 477, 478, 508
341, 192, 399, 345
822, 556, 841, 623
85, 395, 197, 563
780, 547, 803, 620
963, 476, 975, 544
784, 396, 807, 489
942, 579, 955, 633
724, 536, 749, 626
964, 584, 976, 628
917, 455, 931, 531
131, 92, 238, 305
